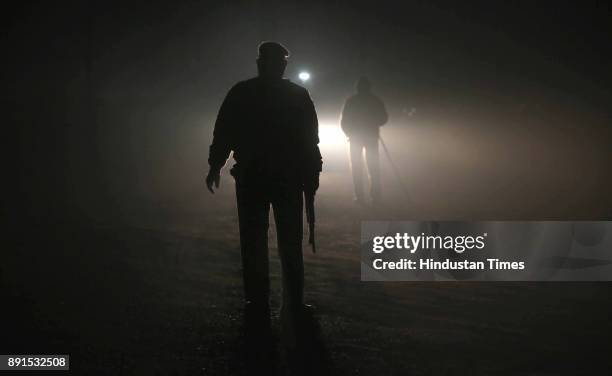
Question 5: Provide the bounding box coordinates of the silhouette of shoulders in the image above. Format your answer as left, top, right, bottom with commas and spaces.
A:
229, 77, 309, 98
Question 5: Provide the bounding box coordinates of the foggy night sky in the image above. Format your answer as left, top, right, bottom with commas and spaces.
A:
6, 2, 612, 105
4, 1, 612, 222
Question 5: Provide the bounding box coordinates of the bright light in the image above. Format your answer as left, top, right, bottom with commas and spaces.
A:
298, 71, 310, 82
318, 123, 346, 148
317, 122, 349, 171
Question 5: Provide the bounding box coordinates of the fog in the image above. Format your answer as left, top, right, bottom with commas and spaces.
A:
7, 2, 611, 229
4, 3, 612, 374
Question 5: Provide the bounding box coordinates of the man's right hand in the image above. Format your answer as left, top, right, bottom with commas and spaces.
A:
206, 169, 221, 194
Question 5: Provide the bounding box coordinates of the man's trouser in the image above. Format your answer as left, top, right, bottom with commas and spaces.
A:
235, 179, 304, 317
349, 136, 381, 202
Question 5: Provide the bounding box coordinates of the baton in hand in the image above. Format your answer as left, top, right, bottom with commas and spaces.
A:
304, 191, 316, 253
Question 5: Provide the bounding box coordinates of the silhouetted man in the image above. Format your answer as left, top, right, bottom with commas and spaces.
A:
340, 76, 388, 205
205, 42, 322, 351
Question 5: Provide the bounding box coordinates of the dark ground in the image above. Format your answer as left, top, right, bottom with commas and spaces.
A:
4, 104, 612, 375
3, 168, 612, 375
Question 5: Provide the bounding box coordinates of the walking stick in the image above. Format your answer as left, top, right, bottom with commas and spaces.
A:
379, 135, 411, 199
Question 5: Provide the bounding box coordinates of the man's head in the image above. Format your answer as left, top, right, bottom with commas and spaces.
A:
356, 76, 372, 94
257, 41, 289, 79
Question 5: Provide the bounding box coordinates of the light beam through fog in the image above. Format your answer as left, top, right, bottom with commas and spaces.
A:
318, 122, 346, 148
317, 120, 349, 171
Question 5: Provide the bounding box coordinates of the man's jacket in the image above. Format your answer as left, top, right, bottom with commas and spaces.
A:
208, 77, 322, 184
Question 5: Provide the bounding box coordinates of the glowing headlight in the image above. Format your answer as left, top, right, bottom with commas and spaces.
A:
298, 71, 310, 82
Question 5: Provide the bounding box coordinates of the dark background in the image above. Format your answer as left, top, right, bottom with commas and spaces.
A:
4, 0, 612, 222
3, 1, 612, 375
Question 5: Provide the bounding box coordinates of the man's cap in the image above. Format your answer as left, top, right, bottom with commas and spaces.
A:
258, 41, 290, 60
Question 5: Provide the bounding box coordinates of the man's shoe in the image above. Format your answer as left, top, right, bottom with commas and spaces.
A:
244, 301, 271, 336
280, 304, 316, 350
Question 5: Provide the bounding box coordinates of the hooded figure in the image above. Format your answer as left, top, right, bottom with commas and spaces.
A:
340, 76, 388, 204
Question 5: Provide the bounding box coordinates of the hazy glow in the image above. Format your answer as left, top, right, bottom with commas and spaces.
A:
298, 71, 310, 82
318, 123, 346, 147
